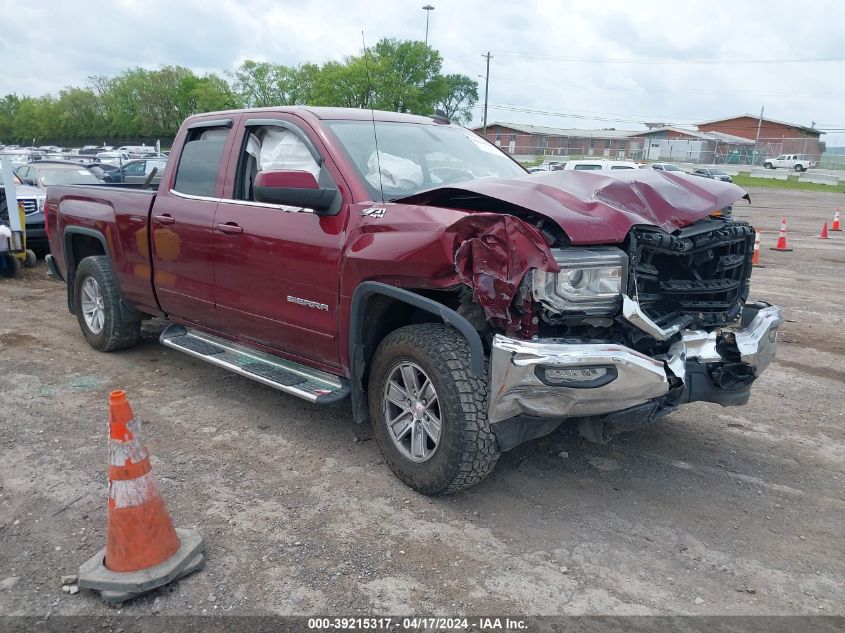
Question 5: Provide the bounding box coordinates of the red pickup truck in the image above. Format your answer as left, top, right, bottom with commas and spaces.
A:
45, 107, 782, 494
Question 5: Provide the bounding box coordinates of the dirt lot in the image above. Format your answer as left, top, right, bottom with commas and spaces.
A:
0, 188, 843, 618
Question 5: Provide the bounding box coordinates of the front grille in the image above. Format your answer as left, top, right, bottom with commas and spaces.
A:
629, 220, 754, 329
18, 198, 39, 216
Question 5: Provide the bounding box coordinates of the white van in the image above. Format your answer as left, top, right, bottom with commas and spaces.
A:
562, 160, 640, 171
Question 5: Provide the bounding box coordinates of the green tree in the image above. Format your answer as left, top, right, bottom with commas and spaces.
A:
310, 59, 371, 108
368, 39, 444, 113
0, 41, 479, 145
436, 74, 479, 124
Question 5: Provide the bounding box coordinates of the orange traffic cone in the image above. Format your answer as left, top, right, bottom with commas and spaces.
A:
832, 209, 841, 232
78, 391, 205, 603
752, 232, 763, 267
770, 217, 793, 252
819, 222, 830, 240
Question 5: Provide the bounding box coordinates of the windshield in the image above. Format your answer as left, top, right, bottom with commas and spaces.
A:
663, 164, 682, 171
325, 121, 526, 199
710, 169, 728, 176
36, 166, 100, 187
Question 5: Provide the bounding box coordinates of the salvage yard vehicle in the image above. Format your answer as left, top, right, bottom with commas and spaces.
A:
0, 163, 47, 257
102, 158, 167, 184
648, 162, 684, 172
691, 167, 733, 183
762, 154, 815, 172
44, 107, 783, 494
563, 160, 639, 171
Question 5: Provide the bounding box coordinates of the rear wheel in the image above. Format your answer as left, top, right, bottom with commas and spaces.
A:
0, 253, 20, 278
794, 164, 804, 172
74, 256, 141, 352
368, 324, 500, 495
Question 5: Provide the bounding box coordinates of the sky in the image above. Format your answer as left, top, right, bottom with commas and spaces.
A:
2, 0, 844, 146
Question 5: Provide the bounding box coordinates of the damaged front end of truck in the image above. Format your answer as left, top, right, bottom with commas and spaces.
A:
397, 170, 783, 450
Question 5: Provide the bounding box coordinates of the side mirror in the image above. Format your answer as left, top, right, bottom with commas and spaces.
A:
253, 170, 339, 214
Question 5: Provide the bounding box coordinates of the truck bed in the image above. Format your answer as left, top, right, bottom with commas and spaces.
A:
46, 184, 160, 315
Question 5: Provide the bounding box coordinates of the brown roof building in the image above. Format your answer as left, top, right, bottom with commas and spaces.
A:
697, 114, 823, 159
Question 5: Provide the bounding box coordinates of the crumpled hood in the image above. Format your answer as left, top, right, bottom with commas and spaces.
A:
397, 169, 749, 244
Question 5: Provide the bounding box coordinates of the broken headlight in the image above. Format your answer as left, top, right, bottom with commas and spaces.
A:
532, 247, 628, 315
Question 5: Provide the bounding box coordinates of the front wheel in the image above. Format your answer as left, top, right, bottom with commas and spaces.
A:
368, 324, 500, 495
763, 162, 773, 169
74, 256, 141, 352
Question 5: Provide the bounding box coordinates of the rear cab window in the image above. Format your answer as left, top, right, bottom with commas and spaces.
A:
173, 125, 231, 197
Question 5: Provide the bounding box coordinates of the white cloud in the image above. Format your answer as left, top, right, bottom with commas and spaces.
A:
1, 0, 843, 144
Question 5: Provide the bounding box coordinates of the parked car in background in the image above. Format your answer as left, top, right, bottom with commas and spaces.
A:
649, 163, 684, 172
95, 150, 130, 165
103, 158, 167, 184
691, 167, 733, 183
116, 145, 159, 157
762, 154, 815, 172
563, 160, 639, 171
0, 163, 48, 256
15, 161, 102, 191
85, 162, 121, 181
79, 146, 106, 157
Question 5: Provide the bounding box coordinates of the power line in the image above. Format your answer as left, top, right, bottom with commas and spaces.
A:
494, 51, 845, 64
487, 75, 845, 100
475, 103, 844, 131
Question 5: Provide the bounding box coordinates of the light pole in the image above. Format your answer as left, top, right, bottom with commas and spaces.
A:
422, 5, 434, 46
482, 51, 492, 134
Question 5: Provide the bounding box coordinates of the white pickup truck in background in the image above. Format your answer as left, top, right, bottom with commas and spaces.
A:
762, 154, 816, 171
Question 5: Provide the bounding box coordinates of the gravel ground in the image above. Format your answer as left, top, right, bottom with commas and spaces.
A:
0, 188, 843, 617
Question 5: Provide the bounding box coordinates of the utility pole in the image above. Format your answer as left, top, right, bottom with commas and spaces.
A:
422, 5, 434, 46
482, 51, 492, 134
753, 106, 764, 165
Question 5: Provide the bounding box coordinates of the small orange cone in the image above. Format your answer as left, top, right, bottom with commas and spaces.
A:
832, 209, 841, 232
819, 222, 829, 240
78, 391, 205, 603
752, 232, 763, 267
770, 217, 793, 252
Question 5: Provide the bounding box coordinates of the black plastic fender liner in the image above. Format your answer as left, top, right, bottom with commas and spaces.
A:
348, 281, 486, 424
491, 416, 564, 452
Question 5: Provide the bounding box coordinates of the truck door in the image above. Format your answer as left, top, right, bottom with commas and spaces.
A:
211, 116, 346, 370
150, 118, 237, 329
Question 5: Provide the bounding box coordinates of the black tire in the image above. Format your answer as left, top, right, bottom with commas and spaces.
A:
794, 164, 804, 172
368, 324, 500, 495
74, 256, 141, 352
23, 249, 37, 267
0, 253, 21, 278
763, 162, 772, 169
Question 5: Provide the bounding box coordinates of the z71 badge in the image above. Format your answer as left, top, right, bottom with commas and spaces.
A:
361, 207, 387, 218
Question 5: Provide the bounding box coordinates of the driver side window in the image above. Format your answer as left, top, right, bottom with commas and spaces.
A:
235, 125, 321, 202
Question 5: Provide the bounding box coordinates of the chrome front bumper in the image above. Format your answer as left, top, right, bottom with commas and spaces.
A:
489, 302, 783, 424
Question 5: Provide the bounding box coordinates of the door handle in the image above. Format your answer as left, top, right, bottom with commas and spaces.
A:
216, 222, 243, 235
154, 214, 175, 225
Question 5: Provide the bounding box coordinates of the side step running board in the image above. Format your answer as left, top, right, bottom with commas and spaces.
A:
159, 324, 350, 405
